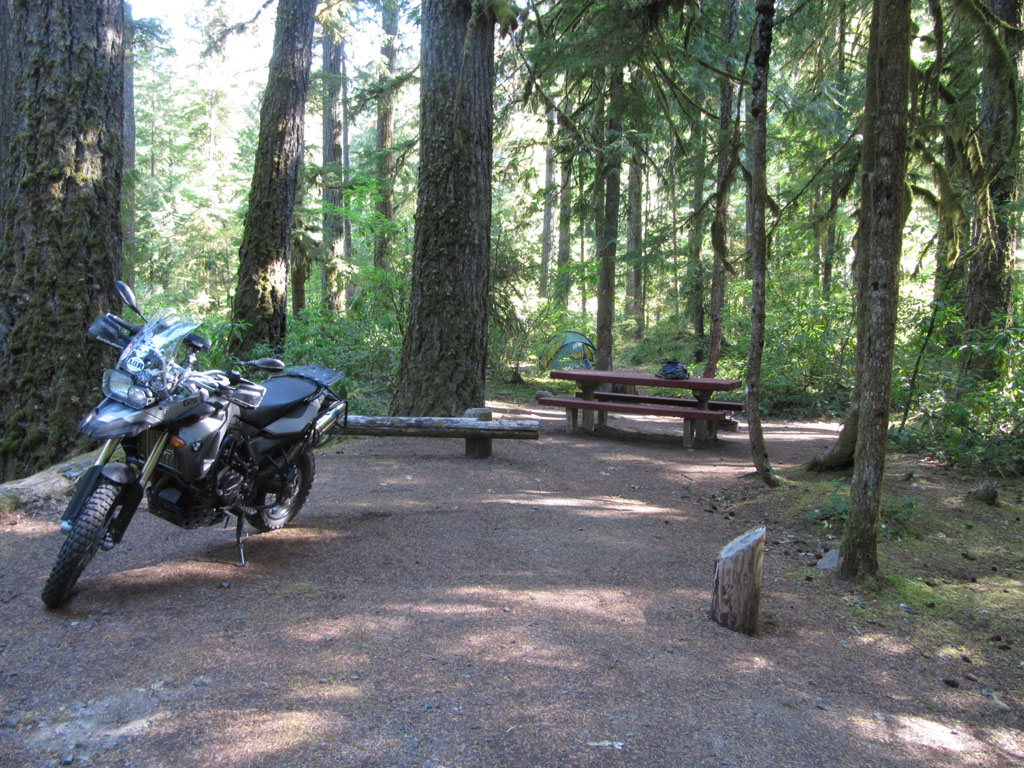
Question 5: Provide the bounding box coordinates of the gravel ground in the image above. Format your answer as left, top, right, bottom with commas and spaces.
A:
0, 404, 1021, 768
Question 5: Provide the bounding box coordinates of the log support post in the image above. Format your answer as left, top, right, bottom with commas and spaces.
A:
710, 526, 766, 635
464, 408, 492, 459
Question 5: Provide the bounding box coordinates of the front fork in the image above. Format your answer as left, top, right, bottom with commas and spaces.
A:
60, 439, 120, 532
60, 434, 170, 548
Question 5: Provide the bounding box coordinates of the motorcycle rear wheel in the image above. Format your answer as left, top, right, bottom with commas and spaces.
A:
41, 480, 118, 609
244, 450, 314, 532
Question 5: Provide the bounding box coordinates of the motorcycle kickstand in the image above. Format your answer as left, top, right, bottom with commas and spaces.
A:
234, 515, 248, 567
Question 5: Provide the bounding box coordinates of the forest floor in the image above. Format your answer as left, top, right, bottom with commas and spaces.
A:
0, 399, 1022, 768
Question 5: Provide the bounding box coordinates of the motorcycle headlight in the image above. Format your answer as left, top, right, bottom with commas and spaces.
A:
126, 385, 152, 409
102, 370, 154, 408
103, 369, 132, 401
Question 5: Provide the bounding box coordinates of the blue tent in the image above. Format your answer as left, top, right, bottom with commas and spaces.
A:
538, 332, 596, 370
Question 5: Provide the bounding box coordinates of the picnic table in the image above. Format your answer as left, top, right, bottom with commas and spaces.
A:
537, 368, 743, 448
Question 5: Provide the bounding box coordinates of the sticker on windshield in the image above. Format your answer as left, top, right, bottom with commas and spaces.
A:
125, 357, 145, 373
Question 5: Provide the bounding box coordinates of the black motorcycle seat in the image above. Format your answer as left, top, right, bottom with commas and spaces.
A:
240, 375, 319, 429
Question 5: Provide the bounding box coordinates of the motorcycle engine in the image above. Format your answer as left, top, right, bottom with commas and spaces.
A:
215, 466, 244, 507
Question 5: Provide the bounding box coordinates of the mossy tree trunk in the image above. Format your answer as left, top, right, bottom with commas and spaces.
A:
321, 25, 347, 313
391, 0, 495, 416
746, 0, 780, 489
960, 0, 1022, 382
840, 0, 912, 581
595, 67, 624, 371
703, 0, 738, 378
230, 0, 317, 357
0, 0, 125, 481
551, 105, 574, 309
373, 0, 400, 271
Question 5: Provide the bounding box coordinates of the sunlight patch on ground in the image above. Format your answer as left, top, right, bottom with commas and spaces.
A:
981, 726, 1024, 759
487, 489, 678, 517
887, 714, 993, 762
852, 632, 917, 656
188, 709, 347, 763
727, 654, 775, 675
444, 585, 649, 626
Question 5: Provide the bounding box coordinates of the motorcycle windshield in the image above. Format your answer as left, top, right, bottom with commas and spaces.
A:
116, 311, 200, 397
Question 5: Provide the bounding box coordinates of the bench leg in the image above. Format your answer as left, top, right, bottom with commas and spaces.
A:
564, 407, 579, 432
464, 407, 493, 458
582, 408, 595, 431
683, 419, 696, 449
465, 437, 492, 459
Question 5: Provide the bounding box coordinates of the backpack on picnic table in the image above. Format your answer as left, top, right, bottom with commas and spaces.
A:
656, 360, 690, 380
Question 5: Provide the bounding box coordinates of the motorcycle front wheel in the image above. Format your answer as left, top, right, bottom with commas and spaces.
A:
244, 450, 314, 532
41, 480, 118, 609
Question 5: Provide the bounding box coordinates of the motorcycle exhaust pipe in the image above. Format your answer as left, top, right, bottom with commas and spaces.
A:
314, 401, 347, 439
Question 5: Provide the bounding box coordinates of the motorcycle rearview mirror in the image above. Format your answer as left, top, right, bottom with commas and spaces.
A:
114, 280, 146, 321
253, 358, 285, 372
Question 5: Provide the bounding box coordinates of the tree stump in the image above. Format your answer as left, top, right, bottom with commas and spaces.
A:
464, 408, 492, 459
710, 526, 766, 635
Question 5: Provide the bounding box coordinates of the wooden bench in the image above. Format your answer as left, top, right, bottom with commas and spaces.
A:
336, 411, 539, 458
535, 395, 725, 448
583, 391, 743, 411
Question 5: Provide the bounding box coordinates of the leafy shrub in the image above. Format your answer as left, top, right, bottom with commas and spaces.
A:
806, 482, 917, 540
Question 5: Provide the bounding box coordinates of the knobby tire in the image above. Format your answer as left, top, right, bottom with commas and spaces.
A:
244, 450, 314, 532
41, 481, 119, 609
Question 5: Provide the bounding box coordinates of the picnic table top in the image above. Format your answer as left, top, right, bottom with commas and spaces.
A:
549, 368, 742, 393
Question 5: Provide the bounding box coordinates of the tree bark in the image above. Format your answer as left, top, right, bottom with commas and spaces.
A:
746, 0, 781, 488
685, 124, 708, 348
960, 0, 1022, 382
321, 26, 346, 312
552, 114, 574, 309
703, 0, 739, 378
373, 0, 399, 271
625, 152, 645, 341
539, 108, 556, 298
391, 0, 495, 416
230, 0, 317, 357
0, 0, 125, 480
840, 0, 912, 581
123, 5, 138, 289
595, 68, 624, 371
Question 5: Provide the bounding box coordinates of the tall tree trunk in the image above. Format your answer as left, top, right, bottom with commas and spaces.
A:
821, 3, 847, 304
373, 0, 399, 271
230, 0, 317, 357
539, 108, 557, 298
840, 0, 912, 581
703, 0, 739, 378
960, 0, 1022, 382
746, 0, 780, 488
123, 5, 138, 289
0, 0, 10, 223
552, 119, 573, 309
292, 237, 309, 315
391, 0, 495, 416
596, 68, 624, 371
341, 39, 354, 307
0, 0, 125, 480
686, 127, 708, 350
322, 26, 346, 312
625, 152, 644, 341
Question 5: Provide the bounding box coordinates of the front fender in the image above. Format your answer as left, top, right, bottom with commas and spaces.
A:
60, 462, 141, 534
99, 462, 137, 486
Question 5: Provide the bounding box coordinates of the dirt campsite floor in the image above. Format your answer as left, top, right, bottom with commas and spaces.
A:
0, 401, 1022, 768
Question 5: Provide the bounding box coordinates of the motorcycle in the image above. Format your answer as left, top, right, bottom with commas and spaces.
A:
41, 281, 348, 608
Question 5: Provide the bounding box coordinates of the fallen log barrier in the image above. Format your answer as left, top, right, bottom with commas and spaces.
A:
336, 409, 539, 458
710, 526, 766, 635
